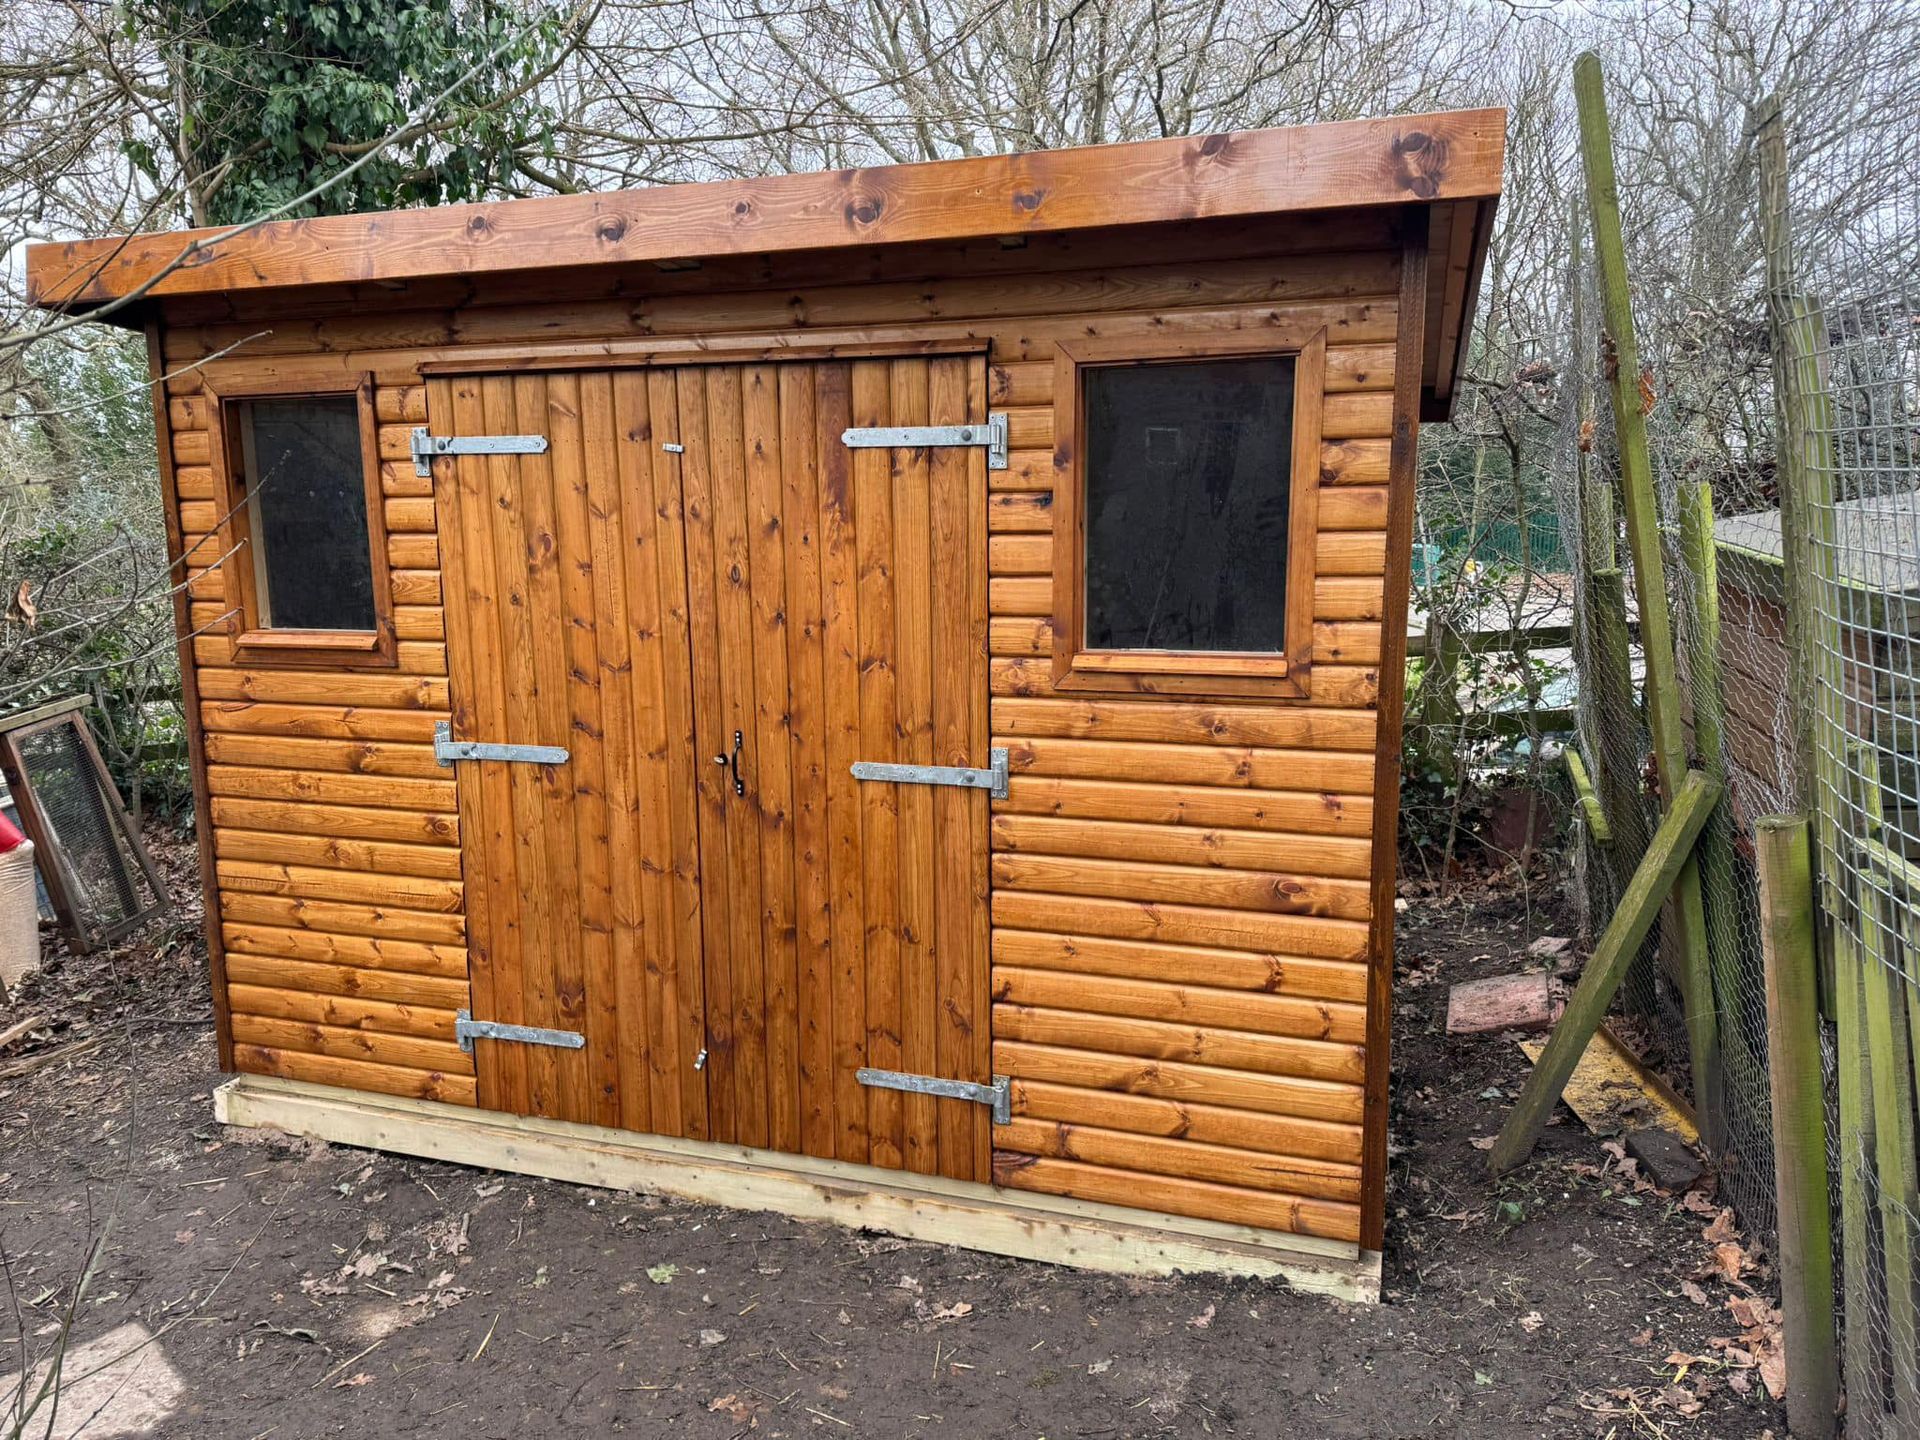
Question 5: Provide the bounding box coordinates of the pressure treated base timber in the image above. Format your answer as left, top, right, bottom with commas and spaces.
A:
214, 1074, 1382, 1299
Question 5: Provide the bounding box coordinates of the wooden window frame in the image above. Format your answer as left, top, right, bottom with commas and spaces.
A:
205, 372, 397, 669
1048, 329, 1326, 699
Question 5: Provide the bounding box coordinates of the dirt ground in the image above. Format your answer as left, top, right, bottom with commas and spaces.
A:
0, 840, 1789, 1438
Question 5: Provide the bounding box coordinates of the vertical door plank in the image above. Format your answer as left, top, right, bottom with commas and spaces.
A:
704, 366, 771, 1150
890, 359, 940, 1176
677, 367, 738, 1143
927, 356, 980, 1181
430, 376, 510, 1111
781, 365, 837, 1159
965, 356, 994, 1177
852, 358, 904, 1170
591, 370, 656, 1134
516, 373, 588, 1123
642, 370, 710, 1140
559, 371, 625, 1130
484, 374, 556, 1115
743, 365, 803, 1156
816, 363, 870, 1164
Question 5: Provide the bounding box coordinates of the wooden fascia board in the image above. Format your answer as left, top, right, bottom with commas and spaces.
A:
29, 109, 1504, 312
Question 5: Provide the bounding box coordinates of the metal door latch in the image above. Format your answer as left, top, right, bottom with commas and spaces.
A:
857, 1067, 1011, 1124
712, 730, 745, 797
410, 427, 549, 477
434, 722, 569, 768
456, 1011, 586, 1055
851, 748, 1008, 801
841, 412, 1009, 470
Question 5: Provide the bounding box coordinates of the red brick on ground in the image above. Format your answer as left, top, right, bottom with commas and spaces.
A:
1446, 972, 1558, 1035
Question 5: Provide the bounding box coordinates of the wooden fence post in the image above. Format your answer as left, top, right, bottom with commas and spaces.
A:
1756, 815, 1837, 1438
1574, 51, 1724, 1147
1758, 91, 1872, 1416
1677, 481, 1756, 1132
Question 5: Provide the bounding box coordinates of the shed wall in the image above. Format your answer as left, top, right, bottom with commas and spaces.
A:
154, 220, 1409, 1243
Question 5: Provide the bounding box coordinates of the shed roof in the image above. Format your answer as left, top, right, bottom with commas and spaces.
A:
1716, 490, 1920, 594
26, 107, 1503, 412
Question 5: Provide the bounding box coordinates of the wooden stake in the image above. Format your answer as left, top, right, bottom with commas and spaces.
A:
1565, 748, 1611, 845
1574, 51, 1723, 1147
1678, 481, 1754, 1127
1832, 917, 1883, 1420
1756, 815, 1837, 1438
1859, 867, 1920, 1422
1489, 768, 1720, 1176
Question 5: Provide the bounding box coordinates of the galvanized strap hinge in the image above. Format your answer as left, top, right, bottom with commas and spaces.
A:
850, 747, 1008, 801
455, 1010, 586, 1055
410, 427, 550, 477
857, 1067, 1011, 1124
841, 412, 1008, 470
434, 721, 569, 768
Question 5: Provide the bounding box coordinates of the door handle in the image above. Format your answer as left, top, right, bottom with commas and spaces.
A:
712, 730, 744, 797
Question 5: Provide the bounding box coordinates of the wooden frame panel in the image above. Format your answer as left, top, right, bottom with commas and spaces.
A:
1047, 329, 1326, 699
0, 700, 170, 954
204, 371, 398, 669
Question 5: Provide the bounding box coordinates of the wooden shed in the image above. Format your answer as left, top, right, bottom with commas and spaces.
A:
27, 111, 1502, 1298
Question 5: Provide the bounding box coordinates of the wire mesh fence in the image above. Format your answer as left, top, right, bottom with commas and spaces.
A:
1514, 81, 1920, 1438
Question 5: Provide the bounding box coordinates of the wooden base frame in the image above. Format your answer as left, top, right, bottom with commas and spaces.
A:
215, 1075, 1383, 1300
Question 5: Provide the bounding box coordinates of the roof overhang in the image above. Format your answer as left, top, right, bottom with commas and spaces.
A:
27, 107, 1503, 416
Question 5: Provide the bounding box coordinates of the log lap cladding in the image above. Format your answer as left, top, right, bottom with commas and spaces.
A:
29, 109, 1502, 1285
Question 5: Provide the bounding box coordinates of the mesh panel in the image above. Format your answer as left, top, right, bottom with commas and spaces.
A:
16, 719, 154, 936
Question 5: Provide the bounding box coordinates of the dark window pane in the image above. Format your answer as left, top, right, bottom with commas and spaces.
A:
1082, 356, 1295, 652
238, 397, 375, 631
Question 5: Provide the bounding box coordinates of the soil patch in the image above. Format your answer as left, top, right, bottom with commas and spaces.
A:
0, 846, 1786, 1436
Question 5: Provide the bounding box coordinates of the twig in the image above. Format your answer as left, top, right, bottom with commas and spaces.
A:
0, 1037, 101, 1083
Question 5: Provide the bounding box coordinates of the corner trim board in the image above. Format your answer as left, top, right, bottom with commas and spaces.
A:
214, 1074, 1382, 1298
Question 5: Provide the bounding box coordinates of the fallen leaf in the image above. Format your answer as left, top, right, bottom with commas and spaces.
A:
1088, 1359, 1113, 1375
1188, 1304, 1216, 1330
1759, 1348, 1786, 1400
1519, 1311, 1544, 1334
11, 581, 36, 628
1468, 1136, 1496, 1151
646, 1263, 678, 1285
698, 1328, 727, 1347
708, 1393, 759, 1426
929, 1302, 973, 1321
1681, 1280, 1711, 1307
1703, 1208, 1739, 1245
336, 1373, 375, 1388
1710, 1242, 1747, 1282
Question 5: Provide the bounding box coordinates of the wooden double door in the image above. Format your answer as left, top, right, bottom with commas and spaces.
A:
428, 356, 993, 1182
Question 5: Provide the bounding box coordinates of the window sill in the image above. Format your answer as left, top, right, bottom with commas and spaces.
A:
1049, 650, 1312, 699
227, 627, 396, 670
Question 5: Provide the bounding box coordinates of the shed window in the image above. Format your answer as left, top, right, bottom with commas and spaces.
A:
235, 397, 376, 631
210, 375, 394, 667
1082, 356, 1295, 652
1050, 331, 1327, 698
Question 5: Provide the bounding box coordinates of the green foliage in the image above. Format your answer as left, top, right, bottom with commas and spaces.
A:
0, 334, 186, 818
150, 0, 569, 224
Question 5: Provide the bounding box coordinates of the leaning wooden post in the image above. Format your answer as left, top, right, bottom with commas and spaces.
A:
1756, 815, 1838, 1438
1490, 770, 1720, 1175
1574, 52, 1724, 1147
